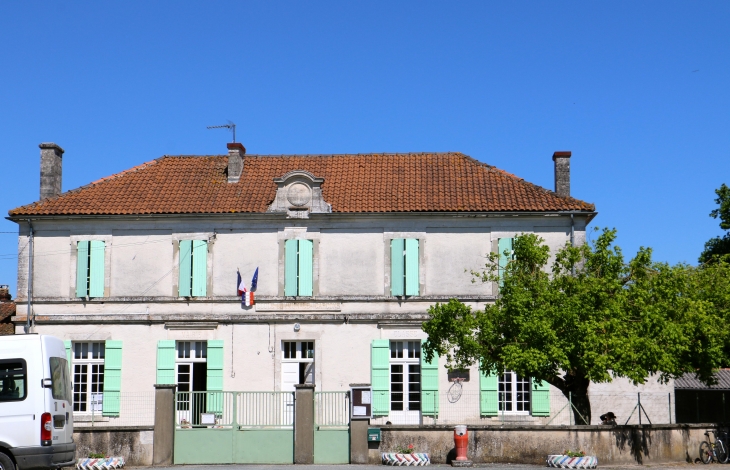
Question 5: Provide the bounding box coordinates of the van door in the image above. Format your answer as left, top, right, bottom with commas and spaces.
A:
48, 356, 73, 446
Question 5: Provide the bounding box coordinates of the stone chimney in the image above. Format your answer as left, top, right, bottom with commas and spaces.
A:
40, 143, 64, 200
552, 151, 571, 198
0, 285, 9, 302
227, 142, 245, 183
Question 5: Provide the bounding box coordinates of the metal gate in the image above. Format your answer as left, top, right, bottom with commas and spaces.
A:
314, 391, 350, 464
174, 391, 295, 464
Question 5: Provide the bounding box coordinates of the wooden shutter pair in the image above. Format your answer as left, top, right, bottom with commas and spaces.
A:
76, 241, 105, 298
370, 339, 438, 416
178, 240, 208, 297
284, 239, 313, 296
390, 239, 419, 296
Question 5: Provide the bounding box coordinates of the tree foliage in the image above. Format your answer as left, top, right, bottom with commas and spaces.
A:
700, 183, 730, 263
423, 229, 727, 424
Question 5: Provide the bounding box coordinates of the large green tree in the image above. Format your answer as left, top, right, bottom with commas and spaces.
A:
700, 183, 730, 263
423, 229, 725, 424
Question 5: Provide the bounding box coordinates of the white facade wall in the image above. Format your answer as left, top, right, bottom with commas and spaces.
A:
12, 212, 674, 424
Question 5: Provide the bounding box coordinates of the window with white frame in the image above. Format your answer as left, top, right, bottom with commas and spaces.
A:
175, 341, 208, 415
281, 341, 314, 388
498, 371, 530, 413
389, 341, 421, 413
72, 342, 105, 412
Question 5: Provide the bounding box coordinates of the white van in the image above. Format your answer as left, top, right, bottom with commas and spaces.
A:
0, 335, 75, 470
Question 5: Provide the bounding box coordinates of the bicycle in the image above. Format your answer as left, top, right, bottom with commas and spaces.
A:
700, 430, 729, 464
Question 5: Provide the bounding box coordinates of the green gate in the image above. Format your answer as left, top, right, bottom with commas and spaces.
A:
174, 391, 295, 464
314, 391, 350, 464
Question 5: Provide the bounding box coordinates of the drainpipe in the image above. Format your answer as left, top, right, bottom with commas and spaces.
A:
24, 219, 34, 333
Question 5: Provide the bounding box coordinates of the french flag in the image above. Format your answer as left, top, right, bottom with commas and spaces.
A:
237, 269, 254, 307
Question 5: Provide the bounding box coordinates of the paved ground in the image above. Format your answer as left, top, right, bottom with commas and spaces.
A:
136, 464, 700, 470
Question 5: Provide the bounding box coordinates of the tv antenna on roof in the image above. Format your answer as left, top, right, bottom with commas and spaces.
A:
207, 120, 237, 142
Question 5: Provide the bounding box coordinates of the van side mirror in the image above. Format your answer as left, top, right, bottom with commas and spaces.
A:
42, 378, 52, 388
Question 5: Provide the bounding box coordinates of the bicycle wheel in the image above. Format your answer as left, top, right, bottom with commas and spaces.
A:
718, 439, 729, 464
700, 441, 713, 464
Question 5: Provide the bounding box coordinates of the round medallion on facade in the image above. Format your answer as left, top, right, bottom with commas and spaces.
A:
287, 183, 311, 207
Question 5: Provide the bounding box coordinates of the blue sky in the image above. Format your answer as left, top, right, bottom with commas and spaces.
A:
0, 1, 728, 296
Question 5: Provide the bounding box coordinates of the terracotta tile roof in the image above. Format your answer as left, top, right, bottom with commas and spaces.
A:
8, 152, 595, 216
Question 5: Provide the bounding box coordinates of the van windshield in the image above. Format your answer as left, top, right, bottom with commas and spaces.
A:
49, 357, 71, 402
0, 359, 27, 402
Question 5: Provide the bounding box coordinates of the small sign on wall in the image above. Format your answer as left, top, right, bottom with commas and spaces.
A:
350, 385, 372, 419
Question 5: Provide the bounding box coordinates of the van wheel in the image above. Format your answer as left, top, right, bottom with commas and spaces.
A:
0, 452, 15, 470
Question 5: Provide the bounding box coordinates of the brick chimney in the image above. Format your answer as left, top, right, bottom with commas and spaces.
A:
552, 151, 571, 198
40, 143, 64, 199
227, 142, 245, 183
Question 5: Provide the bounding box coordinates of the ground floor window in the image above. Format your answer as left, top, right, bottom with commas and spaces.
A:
499, 371, 531, 413
72, 342, 105, 412
389, 341, 421, 423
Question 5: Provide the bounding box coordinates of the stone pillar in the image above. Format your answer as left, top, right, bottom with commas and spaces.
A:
152, 384, 176, 466
552, 151, 571, 198
294, 384, 315, 464
39, 143, 64, 200
350, 419, 368, 464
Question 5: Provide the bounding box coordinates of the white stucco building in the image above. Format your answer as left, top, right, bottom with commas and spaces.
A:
8, 142, 673, 425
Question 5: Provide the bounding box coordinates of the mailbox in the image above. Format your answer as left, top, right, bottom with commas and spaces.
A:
368, 428, 381, 442
350, 384, 373, 419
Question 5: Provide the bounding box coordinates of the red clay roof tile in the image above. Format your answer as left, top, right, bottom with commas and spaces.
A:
9, 152, 595, 216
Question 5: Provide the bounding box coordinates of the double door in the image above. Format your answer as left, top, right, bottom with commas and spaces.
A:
176, 362, 207, 424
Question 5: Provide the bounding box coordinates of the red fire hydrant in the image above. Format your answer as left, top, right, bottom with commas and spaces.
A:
454, 425, 468, 461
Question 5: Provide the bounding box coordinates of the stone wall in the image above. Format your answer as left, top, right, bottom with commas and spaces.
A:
73, 427, 153, 467
373, 424, 708, 465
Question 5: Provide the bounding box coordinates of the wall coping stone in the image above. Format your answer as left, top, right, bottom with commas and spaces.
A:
74, 426, 154, 432
379, 423, 712, 431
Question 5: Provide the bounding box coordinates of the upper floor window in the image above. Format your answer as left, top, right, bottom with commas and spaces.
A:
284, 239, 313, 297
76, 241, 105, 298
390, 238, 419, 296
178, 240, 208, 297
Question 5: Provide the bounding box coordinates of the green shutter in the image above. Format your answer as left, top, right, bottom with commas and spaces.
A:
63, 340, 72, 375
178, 240, 192, 296
103, 340, 122, 416
498, 237, 514, 287
405, 239, 419, 296
531, 378, 550, 416
206, 340, 224, 413
285, 239, 299, 296
421, 339, 439, 416
192, 240, 208, 297
479, 363, 499, 416
390, 239, 404, 296
76, 241, 89, 297
298, 239, 313, 297
156, 340, 176, 385
89, 241, 105, 298
371, 340, 390, 415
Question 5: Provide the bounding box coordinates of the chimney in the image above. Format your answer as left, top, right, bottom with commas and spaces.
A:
227, 142, 245, 183
0, 285, 9, 302
552, 151, 571, 198
39, 142, 64, 199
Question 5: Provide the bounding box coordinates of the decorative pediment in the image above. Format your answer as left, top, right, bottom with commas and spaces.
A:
267, 170, 331, 218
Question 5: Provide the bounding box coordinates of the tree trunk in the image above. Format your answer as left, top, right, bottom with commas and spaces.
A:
561, 374, 591, 425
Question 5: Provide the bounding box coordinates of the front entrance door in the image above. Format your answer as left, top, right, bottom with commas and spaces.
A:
176, 341, 207, 425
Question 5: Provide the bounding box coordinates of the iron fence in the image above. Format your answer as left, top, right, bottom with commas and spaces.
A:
73, 391, 155, 427
315, 391, 350, 427
174, 391, 295, 429
370, 390, 676, 426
